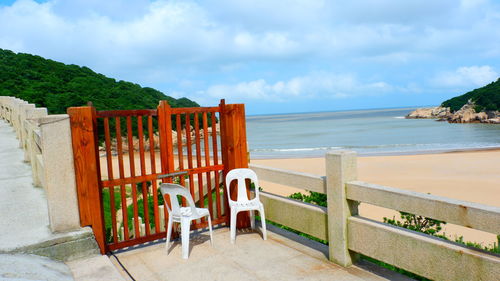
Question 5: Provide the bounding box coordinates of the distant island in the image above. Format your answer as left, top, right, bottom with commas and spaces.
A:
0, 48, 199, 113
407, 78, 500, 124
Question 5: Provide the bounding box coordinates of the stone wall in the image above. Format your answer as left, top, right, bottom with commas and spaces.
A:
0, 96, 81, 233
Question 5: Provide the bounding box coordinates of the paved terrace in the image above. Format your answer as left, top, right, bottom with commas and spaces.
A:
111, 226, 410, 281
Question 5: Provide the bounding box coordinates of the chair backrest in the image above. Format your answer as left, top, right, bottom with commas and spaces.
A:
160, 183, 198, 216
225, 168, 260, 203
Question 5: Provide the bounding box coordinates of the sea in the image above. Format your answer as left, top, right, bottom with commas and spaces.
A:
246, 107, 500, 159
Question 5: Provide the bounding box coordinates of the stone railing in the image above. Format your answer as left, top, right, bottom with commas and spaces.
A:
250, 150, 500, 281
0, 96, 80, 233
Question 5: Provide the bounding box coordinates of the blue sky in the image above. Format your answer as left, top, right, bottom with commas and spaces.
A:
1, 0, 499, 115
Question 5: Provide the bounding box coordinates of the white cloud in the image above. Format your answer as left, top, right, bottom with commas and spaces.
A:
433, 66, 498, 87
1, 0, 499, 73
0, 0, 499, 112
197, 73, 391, 103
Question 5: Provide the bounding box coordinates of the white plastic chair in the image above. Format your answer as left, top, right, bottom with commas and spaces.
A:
225, 168, 267, 243
160, 183, 213, 259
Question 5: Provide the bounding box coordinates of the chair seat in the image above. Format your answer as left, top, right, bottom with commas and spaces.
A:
172, 207, 210, 221
229, 200, 262, 210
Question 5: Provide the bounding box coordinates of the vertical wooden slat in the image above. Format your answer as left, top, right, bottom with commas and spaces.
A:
219, 100, 229, 220
68, 106, 106, 254
176, 114, 186, 206
126, 116, 136, 177
203, 112, 213, 217
115, 117, 130, 240
104, 117, 118, 243
158, 103, 168, 180
185, 113, 195, 199
131, 187, 140, 238
158, 101, 175, 182
127, 116, 140, 238
148, 115, 157, 175
138, 116, 151, 235
148, 115, 160, 233
158, 101, 175, 234
220, 102, 250, 228
211, 112, 222, 218
194, 113, 205, 223
131, 183, 140, 238
176, 114, 184, 180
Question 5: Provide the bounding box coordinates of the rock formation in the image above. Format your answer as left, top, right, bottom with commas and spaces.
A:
406, 100, 500, 124
405, 107, 451, 119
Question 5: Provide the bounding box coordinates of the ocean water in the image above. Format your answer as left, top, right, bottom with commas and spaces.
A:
246, 108, 500, 159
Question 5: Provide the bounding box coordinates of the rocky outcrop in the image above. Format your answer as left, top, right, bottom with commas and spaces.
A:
99, 123, 221, 153
447, 100, 499, 123
406, 106, 451, 119
407, 100, 500, 124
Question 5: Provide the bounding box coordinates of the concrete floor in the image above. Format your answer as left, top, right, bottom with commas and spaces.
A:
111, 226, 401, 281
0, 120, 124, 281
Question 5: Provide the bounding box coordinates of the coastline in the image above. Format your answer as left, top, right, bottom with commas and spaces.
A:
251, 148, 500, 246
249, 145, 500, 159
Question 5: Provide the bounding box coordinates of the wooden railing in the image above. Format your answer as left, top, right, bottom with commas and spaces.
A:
249, 151, 500, 281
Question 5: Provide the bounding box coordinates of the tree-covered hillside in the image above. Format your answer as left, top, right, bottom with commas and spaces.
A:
0, 48, 199, 114
441, 78, 500, 112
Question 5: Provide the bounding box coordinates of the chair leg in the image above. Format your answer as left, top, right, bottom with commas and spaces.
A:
165, 216, 173, 251
207, 215, 214, 246
250, 210, 255, 229
181, 218, 190, 259
260, 207, 267, 241
230, 209, 237, 244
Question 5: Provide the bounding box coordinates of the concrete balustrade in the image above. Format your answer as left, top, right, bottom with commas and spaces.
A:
0, 97, 81, 233
250, 150, 500, 281
259, 192, 328, 240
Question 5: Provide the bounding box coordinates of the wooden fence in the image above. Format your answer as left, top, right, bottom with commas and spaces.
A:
68, 99, 250, 253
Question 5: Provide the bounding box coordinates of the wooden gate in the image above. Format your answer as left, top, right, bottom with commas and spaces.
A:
68, 100, 249, 253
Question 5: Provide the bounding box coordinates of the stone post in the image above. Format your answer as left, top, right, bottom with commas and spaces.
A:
23, 107, 47, 162
25, 108, 48, 186
39, 114, 81, 232
326, 150, 359, 266
12, 99, 28, 141
19, 104, 35, 150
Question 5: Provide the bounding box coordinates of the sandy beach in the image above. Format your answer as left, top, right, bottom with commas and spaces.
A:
251, 149, 500, 246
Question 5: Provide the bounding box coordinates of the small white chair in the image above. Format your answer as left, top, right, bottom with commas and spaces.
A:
160, 183, 213, 259
225, 168, 267, 243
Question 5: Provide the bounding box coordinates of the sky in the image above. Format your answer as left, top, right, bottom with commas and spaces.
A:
1, 0, 499, 115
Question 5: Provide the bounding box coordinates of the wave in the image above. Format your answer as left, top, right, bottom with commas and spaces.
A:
250, 146, 341, 152
250, 143, 500, 153
393, 116, 406, 119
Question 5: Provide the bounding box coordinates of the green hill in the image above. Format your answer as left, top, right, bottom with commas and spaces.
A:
0, 48, 199, 114
441, 78, 500, 112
